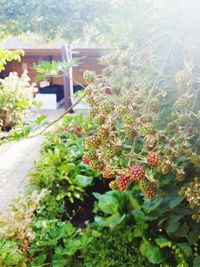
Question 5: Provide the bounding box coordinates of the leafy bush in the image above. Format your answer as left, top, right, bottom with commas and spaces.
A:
0, 71, 39, 132
29, 114, 102, 220
92, 189, 200, 266
0, 192, 45, 267
1, 114, 199, 266
81, 226, 152, 267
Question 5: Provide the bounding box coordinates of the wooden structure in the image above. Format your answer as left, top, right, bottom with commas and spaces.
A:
3, 47, 106, 109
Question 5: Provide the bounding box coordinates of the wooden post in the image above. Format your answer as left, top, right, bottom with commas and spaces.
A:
61, 46, 73, 110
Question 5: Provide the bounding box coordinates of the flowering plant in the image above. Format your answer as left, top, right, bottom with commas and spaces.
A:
0, 71, 39, 131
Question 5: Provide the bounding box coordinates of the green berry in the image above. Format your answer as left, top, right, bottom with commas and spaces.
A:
83, 70, 96, 84
109, 180, 118, 190
93, 115, 105, 125
89, 159, 104, 172
122, 96, 130, 105
84, 151, 97, 161
99, 55, 112, 65
176, 98, 189, 110
140, 124, 154, 135
150, 98, 160, 112
97, 128, 109, 142
122, 114, 134, 125
85, 135, 101, 149
86, 96, 95, 105
100, 101, 113, 114
89, 107, 99, 118
116, 105, 126, 116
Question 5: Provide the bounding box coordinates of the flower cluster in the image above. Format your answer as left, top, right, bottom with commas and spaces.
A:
0, 71, 39, 131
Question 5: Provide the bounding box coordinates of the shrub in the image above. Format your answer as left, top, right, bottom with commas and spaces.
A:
29, 114, 102, 219
0, 71, 39, 132
0, 192, 45, 267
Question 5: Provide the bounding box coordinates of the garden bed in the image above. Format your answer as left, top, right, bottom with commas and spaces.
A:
0, 114, 199, 267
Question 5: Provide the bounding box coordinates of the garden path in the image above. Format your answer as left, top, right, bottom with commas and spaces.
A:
0, 108, 88, 212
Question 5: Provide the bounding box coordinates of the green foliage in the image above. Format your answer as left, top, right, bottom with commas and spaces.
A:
0, 48, 23, 71
1, 114, 199, 266
0, 238, 27, 267
92, 188, 199, 266
29, 219, 81, 267
0, 192, 45, 267
34, 59, 80, 82
0, 0, 113, 41
29, 114, 99, 219
81, 226, 152, 267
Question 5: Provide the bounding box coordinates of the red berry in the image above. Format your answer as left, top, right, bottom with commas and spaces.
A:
129, 164, 145, 181
146, 152, 162, 167
117, 175, 131, 191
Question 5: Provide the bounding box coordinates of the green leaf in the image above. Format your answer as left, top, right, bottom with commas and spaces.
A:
174, 223, 189, 237
177, 243, 192, 257
142, 197, 162, 212
166, 215, 182, 234
193, 256, 200, 267
94, 214, 126, 229
62, 223, 75, 237
75, 174, 93, 187
188, 229, 200, 244
155, 237, 171, 247
127, 192, 141, 210
35, 114, 47, 124
169, 195, 183, 209
140, 241, 167, 264
63, 239, 81, 255
93, 192, 102, 200
133, 223, 148, 237
131, 210, 146, 222
31, 253, 47, 266
97, 194, 119, 214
